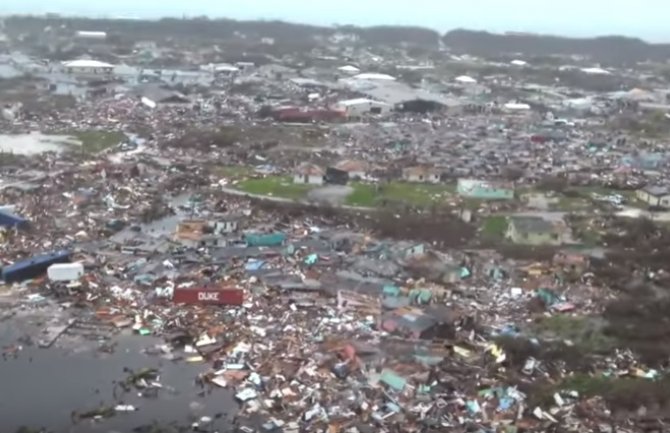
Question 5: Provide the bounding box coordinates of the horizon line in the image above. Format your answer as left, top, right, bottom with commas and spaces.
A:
1, 11, 668, 44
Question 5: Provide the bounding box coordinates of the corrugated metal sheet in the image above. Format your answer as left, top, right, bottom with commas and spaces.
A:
172, 288, 244, 305
380, 369, 406, 391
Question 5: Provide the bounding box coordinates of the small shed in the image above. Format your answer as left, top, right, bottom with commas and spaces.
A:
381, 306, 455, 340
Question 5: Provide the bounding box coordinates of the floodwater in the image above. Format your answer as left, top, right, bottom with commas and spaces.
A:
0, 318, 236, 432
0, 133, 81, 155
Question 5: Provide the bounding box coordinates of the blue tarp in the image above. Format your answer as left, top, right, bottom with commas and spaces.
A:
0, 208, 28, 228
2, 250, 71, 283
245, 259, 266, 271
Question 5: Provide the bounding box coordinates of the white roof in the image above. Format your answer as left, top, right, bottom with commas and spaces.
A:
455, 75, 477, 84
511, 60, 527, 66
504, 102, 531, 111
337, 98, 390, 107
352, 73, 395, 81
76, 31, 107, 37
338, 65, 360, 72
581, 67, 611, 75
63, 59, 114, 68
215, 64, 240, 72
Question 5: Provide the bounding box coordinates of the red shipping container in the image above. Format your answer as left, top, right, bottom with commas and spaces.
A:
172, 288, 244, 306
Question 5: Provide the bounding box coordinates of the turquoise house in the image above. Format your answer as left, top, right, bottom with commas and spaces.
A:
457, 179, 514, 200
244, 232, 286, 247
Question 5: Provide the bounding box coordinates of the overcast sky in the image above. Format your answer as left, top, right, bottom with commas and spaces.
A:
2, 0, 668, 42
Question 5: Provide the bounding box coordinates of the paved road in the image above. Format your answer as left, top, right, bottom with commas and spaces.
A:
218, 185, 373, 212
219, 185, 296, 203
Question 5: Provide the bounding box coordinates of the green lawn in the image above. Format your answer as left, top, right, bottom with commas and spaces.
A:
236, 176, 314, 199
61, 130, 127, 154
346, 181, 456, 207
481, 216, 508, 239
531, 315, 614, 352
527, 186, 642, 211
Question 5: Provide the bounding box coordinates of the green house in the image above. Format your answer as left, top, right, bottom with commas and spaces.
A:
457, 178, 514, 200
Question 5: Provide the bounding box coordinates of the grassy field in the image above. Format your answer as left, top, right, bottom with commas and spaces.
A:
235, 176, 314, 199
345, 181, 456, 207
481, 216, 508, 239
60, 130, 127, 154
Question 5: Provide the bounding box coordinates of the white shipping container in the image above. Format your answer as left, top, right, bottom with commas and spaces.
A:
47, 263, 84, 282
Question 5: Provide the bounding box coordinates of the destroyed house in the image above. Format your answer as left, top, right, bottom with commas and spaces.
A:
382, 306, 454, 340
506, 217, 566, 246
133, 84, 190, 106
553, 251, 590, 272
324, 167, 349, 185
174, 220, 224, 248
2, 250, 71, 283
333, 159, 369, 180
213, 214, 241, 234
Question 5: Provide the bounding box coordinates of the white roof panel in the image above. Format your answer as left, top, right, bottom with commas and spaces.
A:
353, 73, 395, 81
63, 59, 114, 68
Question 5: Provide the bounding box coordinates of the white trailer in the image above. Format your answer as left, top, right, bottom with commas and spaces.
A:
47, 263, 84, 282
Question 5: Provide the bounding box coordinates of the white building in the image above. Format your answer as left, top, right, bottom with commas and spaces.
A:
455, 75, 477, 84
75, 31, 107, 40
581, 67, 611, 75
503, 102, 531, 112
293, 163, 325, 185
62, 59, 114, 76
213, 64, 240, 76
402, 166, 441, 183
334, 98, 392, 117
